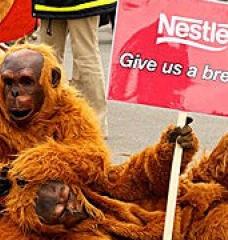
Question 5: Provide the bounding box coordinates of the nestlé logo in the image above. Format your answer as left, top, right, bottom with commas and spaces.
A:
157, 13, 228, 51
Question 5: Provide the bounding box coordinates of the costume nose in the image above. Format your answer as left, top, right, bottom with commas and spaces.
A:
11, 88, 19, 98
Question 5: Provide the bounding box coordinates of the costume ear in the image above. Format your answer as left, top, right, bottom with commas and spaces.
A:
51, 67, 61, 88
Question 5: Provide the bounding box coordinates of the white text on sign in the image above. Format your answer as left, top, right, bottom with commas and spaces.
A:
157, 13, 228, 51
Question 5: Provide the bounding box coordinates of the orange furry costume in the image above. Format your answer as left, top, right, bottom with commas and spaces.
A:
1, 43, 222, 240
178, 134, 228, 240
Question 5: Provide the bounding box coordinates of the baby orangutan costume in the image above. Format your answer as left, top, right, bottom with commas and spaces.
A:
177, 133, 228, 240
0, 43, 226, 240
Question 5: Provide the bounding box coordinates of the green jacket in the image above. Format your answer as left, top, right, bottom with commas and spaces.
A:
32, 0, 117, 19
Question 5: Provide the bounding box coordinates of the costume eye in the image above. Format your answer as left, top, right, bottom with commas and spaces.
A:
4, 78, 13, 86
20, 77, 34, 86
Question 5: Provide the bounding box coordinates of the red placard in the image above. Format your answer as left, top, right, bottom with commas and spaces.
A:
0, 0, 36, 42
108, 0, 228, 116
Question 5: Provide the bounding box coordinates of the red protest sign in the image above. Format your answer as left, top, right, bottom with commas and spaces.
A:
0, 0, 36, 42
108, 0, 228, 116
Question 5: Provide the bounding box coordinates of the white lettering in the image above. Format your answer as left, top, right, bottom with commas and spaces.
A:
157, 13, 228, 51
176, 22, 189, 38
216, 28, 228, 45
202, 65, 228, 82
158, 13, 175, 36
119, 53, 157, 72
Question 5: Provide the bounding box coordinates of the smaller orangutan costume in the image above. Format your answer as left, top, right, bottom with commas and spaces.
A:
178, 134, 228, 240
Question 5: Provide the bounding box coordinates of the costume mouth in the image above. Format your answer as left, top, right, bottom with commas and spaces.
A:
58, 192, 89, 228
10, 109, 33, 121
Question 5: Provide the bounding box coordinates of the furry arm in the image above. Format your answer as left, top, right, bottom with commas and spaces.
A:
4, 138, 110, 233
9, 138, 110, 185
177, 127, 228, 214
178, 147, 228, 215
178, 178, 227, 215
101, 126, 199, 200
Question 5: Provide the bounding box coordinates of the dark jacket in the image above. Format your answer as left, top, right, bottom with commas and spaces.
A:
32, 0, 117, 19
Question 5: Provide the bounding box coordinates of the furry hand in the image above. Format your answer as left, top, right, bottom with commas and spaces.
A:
178, 181, 227, 216
36, 180, 88, 228
168, 117, 194, 149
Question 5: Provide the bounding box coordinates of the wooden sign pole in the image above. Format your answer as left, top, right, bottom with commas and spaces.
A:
162, 111, 187, 240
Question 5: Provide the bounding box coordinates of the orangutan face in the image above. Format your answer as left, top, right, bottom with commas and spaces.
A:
36, 180, 89, 228
0, 49, 45, 125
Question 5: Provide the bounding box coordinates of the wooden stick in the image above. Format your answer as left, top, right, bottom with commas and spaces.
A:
162, 111, 187, 240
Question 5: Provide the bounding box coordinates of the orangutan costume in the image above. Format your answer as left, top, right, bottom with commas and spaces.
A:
0, 43, 226, 240
177, 134, 228, 240
0, 43, 194, 240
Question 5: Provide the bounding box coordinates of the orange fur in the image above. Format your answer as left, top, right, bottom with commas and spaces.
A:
0, 44, 199, 239
179, 134, 228, 240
